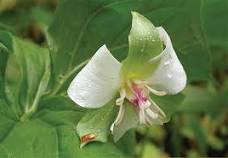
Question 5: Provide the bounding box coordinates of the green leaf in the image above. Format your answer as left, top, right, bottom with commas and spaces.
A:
77, 101, 117, 147
201, 0, 228, 74
38, 95, 85, 112
0, 119, 58, 158
121, 12, 163, 80
1, 32, 51, 118
0, 119, 125, 158
0, 95, 125, 158
201, 0, 228, 47
178, 86, 227, 114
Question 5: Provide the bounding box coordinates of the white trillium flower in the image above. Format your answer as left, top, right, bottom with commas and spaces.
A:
68, 12, 187, 139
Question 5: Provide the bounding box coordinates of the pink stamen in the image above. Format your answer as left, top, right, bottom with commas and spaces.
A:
129, 82, 148, 106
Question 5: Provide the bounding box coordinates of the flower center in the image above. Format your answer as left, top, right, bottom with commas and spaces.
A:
111, 79, 167, 130
125, 80, 149, 107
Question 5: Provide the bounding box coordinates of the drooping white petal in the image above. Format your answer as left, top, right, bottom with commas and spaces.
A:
146, 27, 187, 94
67, 45, 121, 108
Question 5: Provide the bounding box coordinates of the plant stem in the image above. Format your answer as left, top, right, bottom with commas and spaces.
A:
51, 59, 89, 95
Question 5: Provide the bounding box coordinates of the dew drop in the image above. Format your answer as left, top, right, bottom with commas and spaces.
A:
167, 74, 172, 78
78, 91, 88, 100
164, 60, 171, 66
87, 83, 93, 88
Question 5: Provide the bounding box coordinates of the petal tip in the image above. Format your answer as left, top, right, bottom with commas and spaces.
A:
131, 11, 138, 16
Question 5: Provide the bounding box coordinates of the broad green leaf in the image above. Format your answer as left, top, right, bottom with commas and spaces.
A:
77, 101, 117, 147
0, 95, 125, 158
0, 115, 16, 142
37, 109, 83, 126
201, 0, 228, 74
1, 32, 51, 117
178, 86, 227, 114
201, 0, 228, 47
38, 95, 85, 112
121, 12, 163, 80
0, 120, 125, 158
0, 119, 58, 158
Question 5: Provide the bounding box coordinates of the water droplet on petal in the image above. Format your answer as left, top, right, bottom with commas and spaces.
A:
78, 91, 88, 100
167, 74, 172, 78
164, 60, 171, 66
87, 83, 93, 88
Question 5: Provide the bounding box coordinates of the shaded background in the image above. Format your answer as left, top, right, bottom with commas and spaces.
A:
0, 0, 227, 157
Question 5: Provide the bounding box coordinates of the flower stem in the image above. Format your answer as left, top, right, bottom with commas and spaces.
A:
51, 59, 89, 95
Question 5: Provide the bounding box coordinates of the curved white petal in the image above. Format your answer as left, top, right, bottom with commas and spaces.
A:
67, 45, 121, 108
146, 27, 187, 94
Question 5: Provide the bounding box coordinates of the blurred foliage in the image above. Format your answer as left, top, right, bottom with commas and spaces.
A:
0, 0, 227, 158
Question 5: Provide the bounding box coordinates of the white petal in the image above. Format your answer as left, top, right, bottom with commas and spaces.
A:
146, 27, 187, 94
67, 45, 121, 108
